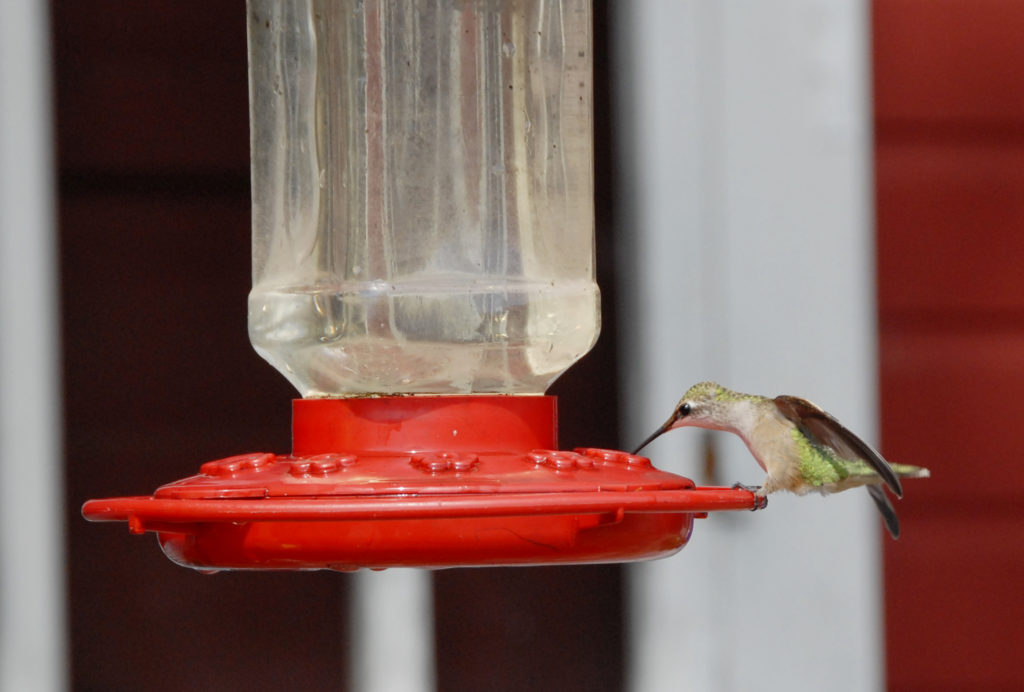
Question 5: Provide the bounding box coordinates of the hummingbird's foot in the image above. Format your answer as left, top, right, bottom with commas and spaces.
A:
731, 482, 768, 511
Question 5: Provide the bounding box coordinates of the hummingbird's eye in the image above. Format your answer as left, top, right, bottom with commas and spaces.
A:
678, 403, 691, 417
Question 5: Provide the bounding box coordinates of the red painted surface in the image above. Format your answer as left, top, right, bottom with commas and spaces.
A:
874, 0, 1024, 123
874, 1, 1024, 688
56, 2, 248, 171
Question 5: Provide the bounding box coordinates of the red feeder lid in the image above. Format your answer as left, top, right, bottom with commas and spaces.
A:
82, 396, 762, 571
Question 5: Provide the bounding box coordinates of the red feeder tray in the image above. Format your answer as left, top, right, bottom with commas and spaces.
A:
82, 396, 761, 571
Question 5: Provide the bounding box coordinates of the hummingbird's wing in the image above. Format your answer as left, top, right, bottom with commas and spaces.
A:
773, 395, 903, 498
866, 484, 900, 539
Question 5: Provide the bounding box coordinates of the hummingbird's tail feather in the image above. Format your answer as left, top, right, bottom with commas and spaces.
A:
891, 464, 930, 479
867, 484, 900, 539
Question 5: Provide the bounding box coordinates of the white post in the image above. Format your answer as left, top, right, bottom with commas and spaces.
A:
0, 2, 68, 691
614, 2, 881, 690
350, 570, 435, 692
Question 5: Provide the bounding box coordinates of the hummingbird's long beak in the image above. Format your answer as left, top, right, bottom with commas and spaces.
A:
631, 417, 674, 455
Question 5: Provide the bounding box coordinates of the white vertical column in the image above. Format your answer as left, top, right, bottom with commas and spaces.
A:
614, 2, 880, 691
350, 570, 435, 692
0, 2, 68, 691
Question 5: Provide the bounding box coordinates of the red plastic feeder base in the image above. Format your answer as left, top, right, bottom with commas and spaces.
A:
82, 396, 761, 571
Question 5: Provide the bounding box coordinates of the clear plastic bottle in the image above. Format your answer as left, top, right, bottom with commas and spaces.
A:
246, 0, 599, 397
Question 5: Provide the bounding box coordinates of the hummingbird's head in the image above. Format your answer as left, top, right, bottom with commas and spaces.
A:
669, 381, 735, 427
632, 381, 740, 454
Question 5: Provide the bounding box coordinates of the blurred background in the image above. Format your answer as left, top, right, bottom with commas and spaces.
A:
1, 1, 1021, 690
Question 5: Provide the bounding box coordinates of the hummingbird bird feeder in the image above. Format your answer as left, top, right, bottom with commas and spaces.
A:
82, 0, 760, 571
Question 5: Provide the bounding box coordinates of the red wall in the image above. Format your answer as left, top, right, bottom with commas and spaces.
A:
874, 1, 1024, 688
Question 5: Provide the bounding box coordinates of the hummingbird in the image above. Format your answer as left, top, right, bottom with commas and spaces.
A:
632, 381, 929, 538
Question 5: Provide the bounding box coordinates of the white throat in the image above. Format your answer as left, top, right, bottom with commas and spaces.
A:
715, 399, 763, 440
